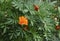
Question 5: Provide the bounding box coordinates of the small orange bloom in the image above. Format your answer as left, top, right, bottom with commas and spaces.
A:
19, 16, 28, 26
33, 4, 39, 11
56, 25, 60, 30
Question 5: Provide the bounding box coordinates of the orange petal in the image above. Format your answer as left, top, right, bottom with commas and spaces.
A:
18, 16, 28, 25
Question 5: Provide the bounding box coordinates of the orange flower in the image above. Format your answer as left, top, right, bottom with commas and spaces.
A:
19, 16, 28, 26
56, 25, 60, 30
33, 4, 39, 11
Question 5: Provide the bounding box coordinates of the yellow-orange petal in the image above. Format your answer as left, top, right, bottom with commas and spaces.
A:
18, 16, 28, 25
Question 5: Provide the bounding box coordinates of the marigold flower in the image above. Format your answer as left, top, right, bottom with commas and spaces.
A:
33, 4, 39, 11
19, 16, 28, 26
56, 25, 60, 30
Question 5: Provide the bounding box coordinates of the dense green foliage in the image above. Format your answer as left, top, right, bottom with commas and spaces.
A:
0, 0, 60, 41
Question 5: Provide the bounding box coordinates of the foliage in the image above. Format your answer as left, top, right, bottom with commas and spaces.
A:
0, 0, 60, 41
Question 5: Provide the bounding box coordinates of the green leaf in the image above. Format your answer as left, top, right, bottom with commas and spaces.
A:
2, 27, 6, 35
